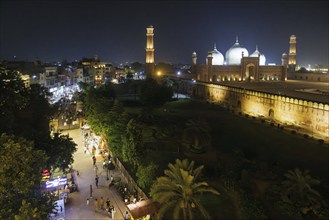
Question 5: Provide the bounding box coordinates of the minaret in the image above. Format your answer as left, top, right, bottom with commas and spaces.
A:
192, 51, 197, 65
145, 25, 155, 78
207, 52, 213, 82
192, 51, 197, 79
281, 53, 288, 81
288, 35, 296, 72
281, 53, 288, 67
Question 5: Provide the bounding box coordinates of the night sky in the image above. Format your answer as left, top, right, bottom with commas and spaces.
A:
1, 0, 328, 66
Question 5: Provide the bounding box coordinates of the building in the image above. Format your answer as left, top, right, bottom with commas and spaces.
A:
186, 34, 328, 141
80, 56, 114, 86
192, 37, 287, 82
39, 66, 66, 95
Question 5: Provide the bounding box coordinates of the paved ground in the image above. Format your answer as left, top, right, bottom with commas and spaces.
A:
64, 129, 129, 220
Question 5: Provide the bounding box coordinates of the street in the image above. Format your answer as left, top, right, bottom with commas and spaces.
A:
64, 129, 128, 219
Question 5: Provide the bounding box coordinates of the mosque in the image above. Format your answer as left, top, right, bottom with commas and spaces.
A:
191, 37, 288, 82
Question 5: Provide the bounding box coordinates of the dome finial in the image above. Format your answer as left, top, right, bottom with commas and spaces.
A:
214, 43, 217, 50
236, 35, 239, 43
256, 45, 258, 51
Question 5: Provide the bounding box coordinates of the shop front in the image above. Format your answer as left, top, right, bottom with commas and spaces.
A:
41, 176, 70, 204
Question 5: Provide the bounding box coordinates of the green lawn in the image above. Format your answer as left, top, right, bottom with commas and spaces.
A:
159, 99, 329, 181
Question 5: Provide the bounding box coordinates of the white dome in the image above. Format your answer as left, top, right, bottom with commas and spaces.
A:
225, 37, 249, 65
250, 46, 266, 65
206, 44, 224, 65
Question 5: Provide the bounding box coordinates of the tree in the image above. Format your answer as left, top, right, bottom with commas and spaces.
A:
150, 158, 220, 220
0, 68, 29, 135
136, 162, 158, 190
281, 168, 325, 216
47, 133, 77, 171
130, 62, 143, 73
161, 76, 174, 88
155, 62, 174, 75
0, 134, 52, 219
122, 119, 145, 167
182, 119, 211, 153
139, 78, 173, 106
14, 200, 42, 220
106, 101, 128, 157
0, 67, 74, 171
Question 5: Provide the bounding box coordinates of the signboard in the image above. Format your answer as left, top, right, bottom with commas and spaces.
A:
45, 177, 67, 189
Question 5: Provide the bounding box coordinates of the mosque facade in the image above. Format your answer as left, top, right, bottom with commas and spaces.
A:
192, 37, 288, 83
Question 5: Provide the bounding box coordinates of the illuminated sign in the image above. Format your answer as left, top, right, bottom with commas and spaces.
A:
45, 177, 67, 189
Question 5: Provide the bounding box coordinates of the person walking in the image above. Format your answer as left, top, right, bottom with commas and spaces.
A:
92, 155, 96, 166
111, 206, 116, 219
99, 196, 104, 211
95, 175, 99, 188
94, 198, 98, 212
106, 198, 110, 209
124, 210, 131, 220
86, 198, 89, 206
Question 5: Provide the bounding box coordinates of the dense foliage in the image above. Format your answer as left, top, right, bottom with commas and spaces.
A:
139, 78, 173, 106
0, 67, 77, 218
0, 134, 52, 219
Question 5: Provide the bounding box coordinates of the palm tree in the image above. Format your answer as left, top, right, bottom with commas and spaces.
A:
182, 119, 211, 153
150, 159, 220, 220
281, 168, 323, 214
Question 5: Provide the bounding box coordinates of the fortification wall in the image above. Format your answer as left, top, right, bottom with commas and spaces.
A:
194, 82, 329, 140
288, 72, 329, 82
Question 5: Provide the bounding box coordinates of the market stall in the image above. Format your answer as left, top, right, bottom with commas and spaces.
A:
41, 176, 70, 204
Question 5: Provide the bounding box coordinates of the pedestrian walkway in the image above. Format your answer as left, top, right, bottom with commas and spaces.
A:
65, 129, 128, 219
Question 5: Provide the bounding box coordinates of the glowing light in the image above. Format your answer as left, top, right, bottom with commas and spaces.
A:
177, 71, 181, 75
45, 177, 67, 189
157, 71, 161, 76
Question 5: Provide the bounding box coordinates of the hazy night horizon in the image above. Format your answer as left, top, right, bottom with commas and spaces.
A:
0, 0, 328, 66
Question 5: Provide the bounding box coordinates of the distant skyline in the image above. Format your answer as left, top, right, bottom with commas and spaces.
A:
0, 0, 328, 66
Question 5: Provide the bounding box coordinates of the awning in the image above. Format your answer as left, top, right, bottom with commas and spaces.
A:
127, 199, 157, 219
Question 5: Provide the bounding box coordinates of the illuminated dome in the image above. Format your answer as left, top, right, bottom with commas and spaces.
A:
206, 44, 224, 65
225, 37, 249, 65
250, 45, 266, 65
